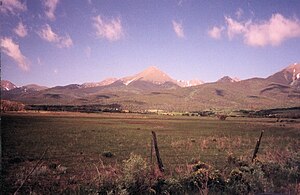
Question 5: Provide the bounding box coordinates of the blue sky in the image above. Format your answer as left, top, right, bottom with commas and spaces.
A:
1, 0, 300, 87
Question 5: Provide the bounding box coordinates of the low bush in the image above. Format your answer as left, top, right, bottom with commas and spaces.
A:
207, 170, 226, 192
121, 153, 150, 194
102, 151, 114, 158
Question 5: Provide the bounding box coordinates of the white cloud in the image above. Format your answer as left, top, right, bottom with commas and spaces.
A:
1, 37, 29, 71
245, 14, 300, 46
37, 24, 73, 48
235, 8, 244, 19
208, 26, 224, 39
225, 16, 247, 39
14, 22, 28, 37
172, 20, 185, 38
85, 46, 91, 58
38, 24, 58, 42
212, 13, 300, 47
59, 34, 73, 48
44, 0, 59, 20
0, 0, 27, 14
92, 15, 124, 41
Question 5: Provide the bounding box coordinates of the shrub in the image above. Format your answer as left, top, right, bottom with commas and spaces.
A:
121, 153, 149, 194
207, 170, 226, 192
261, 161, 299, 192
102, 151, 114, 158
226, 168, 251, 194
181, 161, 210, 193
151, 178, 184, 195
164, 178, 184, 194
1, 100, 25, 112
217, 114, 228, 120
225, 164, 268, 194
95, 164, 120, 194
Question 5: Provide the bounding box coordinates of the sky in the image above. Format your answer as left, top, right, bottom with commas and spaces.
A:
1, 0, 300, 87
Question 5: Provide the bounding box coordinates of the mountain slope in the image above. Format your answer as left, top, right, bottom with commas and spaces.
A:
82, 78, 118, 88
24, 84, 48, 91
266, 63, 300, 85
121, 66, 175, 85
120, 66, 203, 87
217, 76, 240, 83
1, 80, 17, 91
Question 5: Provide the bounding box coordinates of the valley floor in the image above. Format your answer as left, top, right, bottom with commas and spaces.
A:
1, 112, 300, 194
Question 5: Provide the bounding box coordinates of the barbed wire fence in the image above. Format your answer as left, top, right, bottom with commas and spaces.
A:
2, 130, 271, 194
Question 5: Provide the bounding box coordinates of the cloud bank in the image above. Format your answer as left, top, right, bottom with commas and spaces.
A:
38, 24, 73, 48
1, 37, 29, 71
92, 15, 124, 41
209, 13, 300, 47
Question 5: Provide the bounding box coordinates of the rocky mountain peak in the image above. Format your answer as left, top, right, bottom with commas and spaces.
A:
1, 80, 17, 91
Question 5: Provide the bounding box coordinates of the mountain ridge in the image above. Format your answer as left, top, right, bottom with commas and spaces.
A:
1, 63, 300, 111
121, 66, 175, 86
2, 63, 300, 89
82, 78, 118, 88
267, 63, 300, 85
217, 76, 240, 83
1, 80, 17, 91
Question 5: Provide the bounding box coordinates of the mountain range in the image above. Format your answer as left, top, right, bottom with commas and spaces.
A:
1, 63, 300, 112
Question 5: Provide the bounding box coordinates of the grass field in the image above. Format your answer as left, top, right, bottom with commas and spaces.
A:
1, 112, 300, 194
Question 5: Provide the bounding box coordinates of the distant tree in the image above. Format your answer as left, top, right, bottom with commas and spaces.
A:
217, 114, 228, 120
1, 100, 25, 112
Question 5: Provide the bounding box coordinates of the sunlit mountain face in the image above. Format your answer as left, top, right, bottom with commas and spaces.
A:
2, 63, 300, 111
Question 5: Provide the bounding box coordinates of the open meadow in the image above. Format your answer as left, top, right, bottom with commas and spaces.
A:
1, 112, 300, 194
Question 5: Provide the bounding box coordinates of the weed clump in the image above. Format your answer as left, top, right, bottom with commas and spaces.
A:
226, 165, 268, 194
180, 161, 210, 193
120, 153, 149, 194
102, 151, 114, 158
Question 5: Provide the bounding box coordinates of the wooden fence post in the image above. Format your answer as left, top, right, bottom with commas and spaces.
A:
252, 130, 264, 162
150, 138, 153, 165
151, 131, 164, 172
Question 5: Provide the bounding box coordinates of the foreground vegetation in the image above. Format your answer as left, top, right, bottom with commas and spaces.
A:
1, 112, 300, 194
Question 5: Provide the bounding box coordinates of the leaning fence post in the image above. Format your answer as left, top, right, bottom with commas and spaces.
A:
151, 131, 164, 172
150, 138, 153, 165
252, 130, 264, 162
